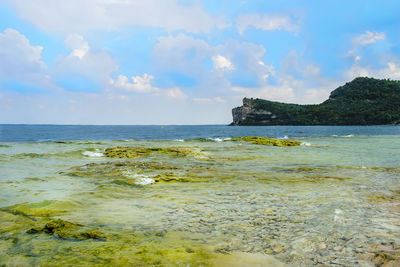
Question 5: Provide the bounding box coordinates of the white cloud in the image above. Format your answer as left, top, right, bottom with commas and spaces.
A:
237, 13, 298, 34
8, 0, 227, 33
346, 61, 400, 80
212, 55, 234, 72
232, 83, 295, 103
54, 34, 118, 86
282, 51, 320, 78
112, 73, 159, 93
302, 89, 330, 104
110, 73, 187, 99
220, 40, 275, 83
165, 87, 187, 99
193, 96, 225, 103
153, 33, 212, 76
386, 62, 400, 78
0, 28, 48, 83
153, 34, 275, 88
347, 31, 387, 64
354, 31, 386, 46
66, 34, 90, 60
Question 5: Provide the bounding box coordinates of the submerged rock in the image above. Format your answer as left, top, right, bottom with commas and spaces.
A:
229, 136, 301, 146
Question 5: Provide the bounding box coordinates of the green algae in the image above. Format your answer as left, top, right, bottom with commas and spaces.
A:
2, 200, 80, 218
229, 136, 301, 146
0, 207, 217, 266
27, 219, 107, 240
258, 175, 351, 184
13, 149, 94, 159
65, 159, 216, 186
153, 172, 203, 183
65, 161, 181, 183
104, 146, 205, 159
368, 190, 400, 205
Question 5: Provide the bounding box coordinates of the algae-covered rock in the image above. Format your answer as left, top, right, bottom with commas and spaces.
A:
154, 172, 191, 183
27, 219, 106, 240
104, 146, 205, 159
66, 161, 179, 178
229, 136, 301, 146
3, 200, 79, 218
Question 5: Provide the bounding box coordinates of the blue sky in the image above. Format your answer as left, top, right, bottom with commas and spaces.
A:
0, 0, 399, 124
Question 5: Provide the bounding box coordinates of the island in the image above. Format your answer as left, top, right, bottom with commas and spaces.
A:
230, 77, 400, 126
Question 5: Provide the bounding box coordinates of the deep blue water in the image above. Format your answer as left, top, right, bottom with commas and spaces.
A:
0, 125, 399, 142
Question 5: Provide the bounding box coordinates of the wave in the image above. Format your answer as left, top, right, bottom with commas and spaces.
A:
82, 150, 104, 157
122, 171, 155, 185
330, 134, 354, 138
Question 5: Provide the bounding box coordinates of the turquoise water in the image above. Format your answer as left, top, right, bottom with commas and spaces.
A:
0, 128, 399, 266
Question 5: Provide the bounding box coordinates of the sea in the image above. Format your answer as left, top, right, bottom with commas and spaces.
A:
0, 125, 399, 266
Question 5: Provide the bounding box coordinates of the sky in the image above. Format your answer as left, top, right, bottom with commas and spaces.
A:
0, 0, 400, 125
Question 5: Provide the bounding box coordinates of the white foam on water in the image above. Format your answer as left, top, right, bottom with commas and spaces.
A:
122, 171, 155, 185
82, 151, 104, 157
207, 137, 231, 142
135, 177, 155, 185
282, 135, 289, 139
343, 134, 354, 138
300, 142, 311, 146
334, 209, 343, 222
174, 139, 184, 142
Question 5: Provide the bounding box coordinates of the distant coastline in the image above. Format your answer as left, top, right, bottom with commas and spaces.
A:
231, 77, 400, 126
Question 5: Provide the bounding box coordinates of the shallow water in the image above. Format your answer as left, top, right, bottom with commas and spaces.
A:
0, 134, 399, 266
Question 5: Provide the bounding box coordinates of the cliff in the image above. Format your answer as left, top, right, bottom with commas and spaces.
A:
231, 77, 400, 126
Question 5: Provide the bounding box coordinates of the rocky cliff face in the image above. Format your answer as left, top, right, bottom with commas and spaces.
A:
231, 98, 276, 126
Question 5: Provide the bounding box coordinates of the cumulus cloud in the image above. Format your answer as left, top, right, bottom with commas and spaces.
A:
54, 34, 118, 86
110, 73, 187, 99
0, 28, 48, 83
347, 31, 387, 63
354, 31, 386, 46
7, 0, 227, 33
232, 83, 295, 103
237, 13, 299, 34
346, 61, 400, 80
153, 33, 212, 76
165, 87, 187, 99
66, 34, 90, 60
112, 73, 159, 93
212, 55, 234, 72
220, 40, 275, 83
153, 34, 277, 89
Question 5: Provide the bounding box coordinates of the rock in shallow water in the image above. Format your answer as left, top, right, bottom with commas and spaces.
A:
229, 136, 301, 147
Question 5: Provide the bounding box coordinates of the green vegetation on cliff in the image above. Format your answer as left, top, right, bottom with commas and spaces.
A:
231, 77, 400, 125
